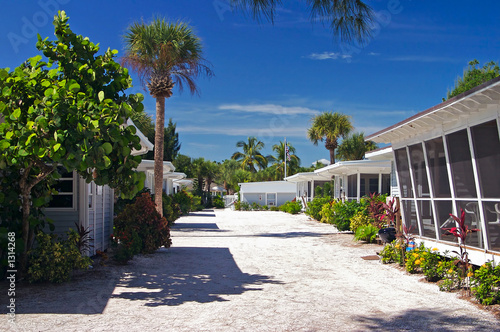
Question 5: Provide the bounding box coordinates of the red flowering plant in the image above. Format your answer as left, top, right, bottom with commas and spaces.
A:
441, 209, 480, 293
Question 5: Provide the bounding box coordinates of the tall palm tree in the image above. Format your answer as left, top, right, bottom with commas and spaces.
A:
268, 141, 301, 180
336, 132, 378, 161
307, 111, 353, 165
230, 0, 374, 44
122, 18, 212, 215
231, 136, 268, 172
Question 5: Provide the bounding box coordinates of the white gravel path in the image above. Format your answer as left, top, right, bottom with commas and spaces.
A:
2, 209, 499, 331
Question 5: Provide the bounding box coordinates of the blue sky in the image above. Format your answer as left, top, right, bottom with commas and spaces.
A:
1, 1, 500, 166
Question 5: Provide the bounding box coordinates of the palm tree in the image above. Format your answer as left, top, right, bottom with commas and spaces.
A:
307, 111, 353, 165
231, 136, 268, 172
336, 132, 378, 161
122, 18, 212, 215
268, 141, 301, 180
230, 0, 374, 44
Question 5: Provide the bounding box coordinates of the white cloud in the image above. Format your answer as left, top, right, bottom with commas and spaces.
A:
178, 125, 308, 138
218, 103, 320, 115
307, 52, 352, 60
388, 55, 455, 63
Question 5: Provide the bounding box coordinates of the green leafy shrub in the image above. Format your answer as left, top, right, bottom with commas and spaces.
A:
331, 200, 362, 231
280, 200, 302, 214
162, 194, 181, 226
173, 190, 194, 215
213, 195, 225, 209
270, 206, 280, 211
349, 211, 372, 232
471, 262, 500, 305
251, 202, 263, 211
112, 192, 171, 263
240, 202, 251, 211
379, 241, 404, 265
28, 230, 92, 283
405, 243, 426, 274
192, 195, 204, 211
420, 248, 446, 282
354, 225, 379, 243
437, 260, 461, 292
305, 196, 332, 221
319, 202, 335, 224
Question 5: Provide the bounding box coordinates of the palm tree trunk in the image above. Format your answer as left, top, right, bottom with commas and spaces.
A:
154, 97, 165, 216
329, 148, 336, 165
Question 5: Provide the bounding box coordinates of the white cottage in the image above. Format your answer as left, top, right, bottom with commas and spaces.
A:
43, 119, 153, 255
366, 76, 500, 265
239, 181, 297, 207
285, 156, 392, 203
136, 160, 186, 196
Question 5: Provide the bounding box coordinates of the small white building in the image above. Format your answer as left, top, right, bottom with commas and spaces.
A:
137, 160, 186, 196
239, 181, 297, 207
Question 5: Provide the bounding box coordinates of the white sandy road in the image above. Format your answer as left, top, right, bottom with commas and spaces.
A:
2, 209, 500, 331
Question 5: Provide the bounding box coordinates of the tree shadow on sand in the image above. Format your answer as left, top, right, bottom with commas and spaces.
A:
354, 308, 500, 331
111, 247, 282, 306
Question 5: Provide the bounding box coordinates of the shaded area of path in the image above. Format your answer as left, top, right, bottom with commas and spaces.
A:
3, 209, 500, 331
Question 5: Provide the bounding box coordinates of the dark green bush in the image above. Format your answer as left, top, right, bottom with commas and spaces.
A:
305, 196, 333, 221
212, 195, 225, 208
162, 194, 182, 226
28, 230, 92, 283
173, 190, 194, 215
112, 192, 171, 263
270, 206, 280, 211
472, 262, 500, 305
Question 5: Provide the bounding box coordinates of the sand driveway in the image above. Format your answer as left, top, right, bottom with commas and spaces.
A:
2, 209, 499, 331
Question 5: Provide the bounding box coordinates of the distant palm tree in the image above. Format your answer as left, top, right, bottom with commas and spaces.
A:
307, 111, 353, 164
232, 136, 268, 172
230, 0, 374, 44
336, 132, 378, 161
122, 18, 212, 215
268, 141, 301, 179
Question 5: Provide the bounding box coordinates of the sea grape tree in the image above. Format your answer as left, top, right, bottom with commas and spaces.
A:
0, 11, 145, 274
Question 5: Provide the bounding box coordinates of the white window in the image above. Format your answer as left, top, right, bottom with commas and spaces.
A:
46, 167, 76, 209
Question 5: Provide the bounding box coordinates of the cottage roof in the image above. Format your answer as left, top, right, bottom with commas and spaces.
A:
366, 76, 500, 144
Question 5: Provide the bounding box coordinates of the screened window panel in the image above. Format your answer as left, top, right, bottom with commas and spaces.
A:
417, 200, 436, 239
409, 143, 430, 198
347, 175, 357, 198
395, 148, 413, 198
401, 199, 418, 235
483, 201, 500, 252
446, 129, 477, 198
434, 200, 455, 242
425, 137, 451, 198
470, 120, 500, 199
456, 201, 484, 249
369, 178, 378, 194
382, 174, 391, 195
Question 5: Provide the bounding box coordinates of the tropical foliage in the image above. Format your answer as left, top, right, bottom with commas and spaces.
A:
268, 141, 301, 180
445, 59, 499, 100
308, 111, 353, 164
0, 11, 146, 274
122, 17, 212, 215
230, 0, 374, 44
232, 136, 268, 172
336, 132, 377, 161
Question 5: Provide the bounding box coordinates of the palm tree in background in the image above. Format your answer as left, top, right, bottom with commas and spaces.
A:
308, 111, 353, 165
336, 132, 378, 161
230, 0, 374, 44
232, 136, 268, 172
122, 18, 212, 215
268, 141, 301, 180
